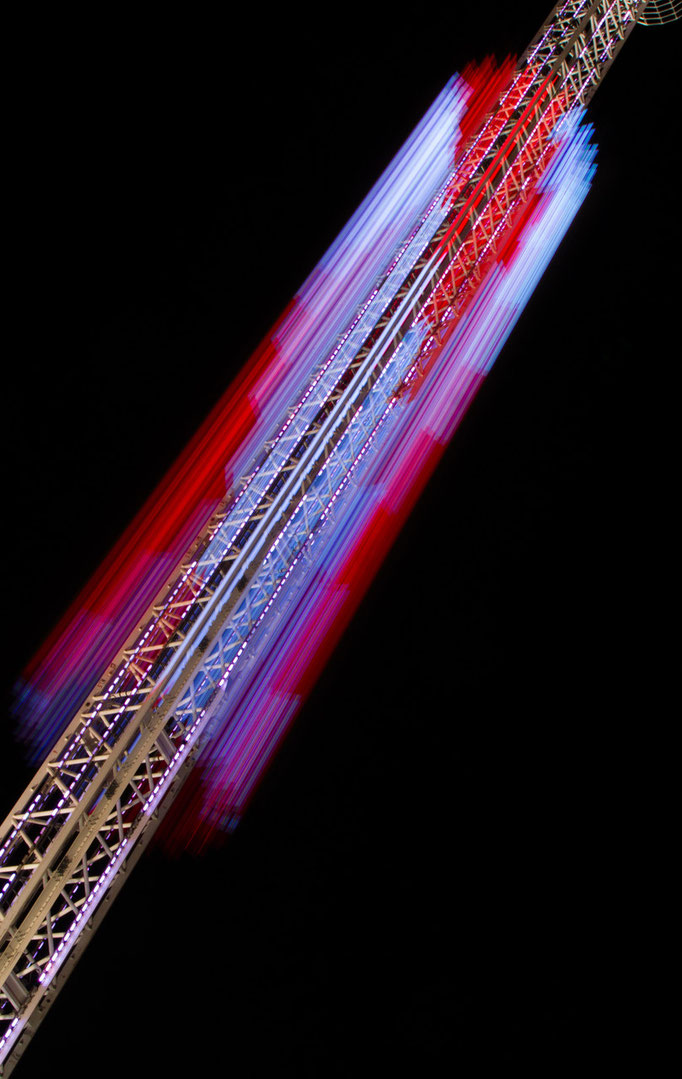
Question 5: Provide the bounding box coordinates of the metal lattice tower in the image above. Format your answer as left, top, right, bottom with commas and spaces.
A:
1, 1, 679, 1072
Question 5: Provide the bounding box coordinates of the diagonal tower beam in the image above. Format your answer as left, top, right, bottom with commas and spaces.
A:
1, 0, 678, 1072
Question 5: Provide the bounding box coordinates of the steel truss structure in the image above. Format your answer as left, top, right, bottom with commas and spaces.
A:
0, 1, 676, 1072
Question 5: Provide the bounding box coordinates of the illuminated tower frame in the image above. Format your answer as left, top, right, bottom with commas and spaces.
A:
1, 2, 679, 1072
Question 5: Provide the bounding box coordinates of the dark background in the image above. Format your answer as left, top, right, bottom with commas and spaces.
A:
2, 3, 678, 1073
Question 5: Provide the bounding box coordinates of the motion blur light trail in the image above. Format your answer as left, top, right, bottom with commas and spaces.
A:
4, 1, 676, 1070
171, 108, 597, 851
12, 69, 473, 766
12, 59, 595, 850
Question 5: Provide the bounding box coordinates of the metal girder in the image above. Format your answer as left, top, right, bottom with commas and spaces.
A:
0, 1, 654, 1071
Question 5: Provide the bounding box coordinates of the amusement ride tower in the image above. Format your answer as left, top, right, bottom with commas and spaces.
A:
1, 2, 679, 1072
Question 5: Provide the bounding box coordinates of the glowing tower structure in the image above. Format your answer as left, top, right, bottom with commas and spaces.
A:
1, 1, 679, 1072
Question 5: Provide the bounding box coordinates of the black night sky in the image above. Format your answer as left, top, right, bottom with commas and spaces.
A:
2, 3, 679, 1074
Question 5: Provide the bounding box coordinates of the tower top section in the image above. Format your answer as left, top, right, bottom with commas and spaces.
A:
516, 1, 679, 116
636, 0, 681, 24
